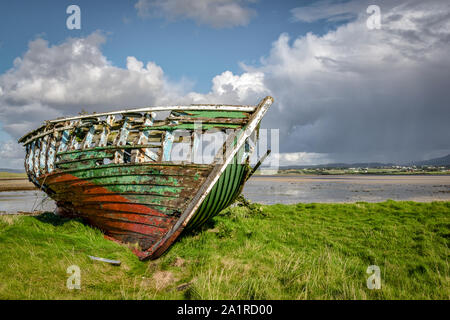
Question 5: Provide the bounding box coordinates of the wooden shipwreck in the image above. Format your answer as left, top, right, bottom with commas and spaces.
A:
18, 96, 274, 260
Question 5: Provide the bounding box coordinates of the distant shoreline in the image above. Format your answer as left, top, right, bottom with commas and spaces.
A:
256, 173, 450, 177
1, 173, 450, 192
251, 174, 450, 183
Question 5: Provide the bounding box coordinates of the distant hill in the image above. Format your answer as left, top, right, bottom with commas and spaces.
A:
280, 154, 450, 170
413, 154, 450, 166
279, 162, 396, 170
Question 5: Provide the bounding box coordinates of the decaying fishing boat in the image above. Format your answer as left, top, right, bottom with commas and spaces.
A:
18, 96, 273, 260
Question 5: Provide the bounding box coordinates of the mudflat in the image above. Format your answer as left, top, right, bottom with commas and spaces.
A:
244, 174, 450, 203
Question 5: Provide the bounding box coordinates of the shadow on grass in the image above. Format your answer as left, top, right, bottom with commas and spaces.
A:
181, 216, 218, 238
33, 212, 82, 226
152, 217, 220, 260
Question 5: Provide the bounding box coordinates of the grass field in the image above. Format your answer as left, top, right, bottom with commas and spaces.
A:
0, 172, 27, 179
0, 200, 448, 299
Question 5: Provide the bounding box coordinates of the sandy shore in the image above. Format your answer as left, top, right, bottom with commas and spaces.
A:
0, 178, 37, 192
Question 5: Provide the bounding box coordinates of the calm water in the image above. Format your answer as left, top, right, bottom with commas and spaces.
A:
242, 175, 450, 204
0, 175, 449, 213
0, 190, 56, 214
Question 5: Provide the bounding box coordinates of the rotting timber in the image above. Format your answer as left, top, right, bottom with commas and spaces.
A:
18, 96, 274, 260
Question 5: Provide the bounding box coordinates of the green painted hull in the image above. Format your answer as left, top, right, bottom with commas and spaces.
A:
37, 151, 249, 259
187, 158, 248, 230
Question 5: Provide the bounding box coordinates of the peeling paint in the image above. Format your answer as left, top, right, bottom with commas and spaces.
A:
17, 96, 274, 259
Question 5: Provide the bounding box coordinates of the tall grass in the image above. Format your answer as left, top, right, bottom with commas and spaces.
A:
0, 200, 448, 299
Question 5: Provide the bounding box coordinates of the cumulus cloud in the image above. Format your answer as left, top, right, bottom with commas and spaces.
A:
0, 32, 265, 168
0, 31, 264, 140
135, 0, 256, 28
0, 32, 187, 138
186, 70, 268, 104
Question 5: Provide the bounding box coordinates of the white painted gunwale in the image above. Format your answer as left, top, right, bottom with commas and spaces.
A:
48, 105, 256, 123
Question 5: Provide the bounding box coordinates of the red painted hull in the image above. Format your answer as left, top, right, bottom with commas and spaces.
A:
39, 163, 211, 259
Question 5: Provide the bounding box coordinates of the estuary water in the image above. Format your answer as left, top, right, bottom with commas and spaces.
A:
0, 190, 56, 214
242, 175, 450, 204
0, 175, 449, 213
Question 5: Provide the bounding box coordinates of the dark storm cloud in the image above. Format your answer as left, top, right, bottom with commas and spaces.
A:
253, 0, 450, 163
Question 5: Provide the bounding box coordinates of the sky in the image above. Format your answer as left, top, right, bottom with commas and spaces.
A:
0, 0, 449, 169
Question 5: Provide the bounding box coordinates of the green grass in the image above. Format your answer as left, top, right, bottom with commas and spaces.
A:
0, 200, 449, 299
0, 172, 27, 179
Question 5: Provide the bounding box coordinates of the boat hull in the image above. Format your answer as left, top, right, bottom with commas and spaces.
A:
40, 163, 209, 254
19, 96, 274, 259
39, 158, 248, 259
